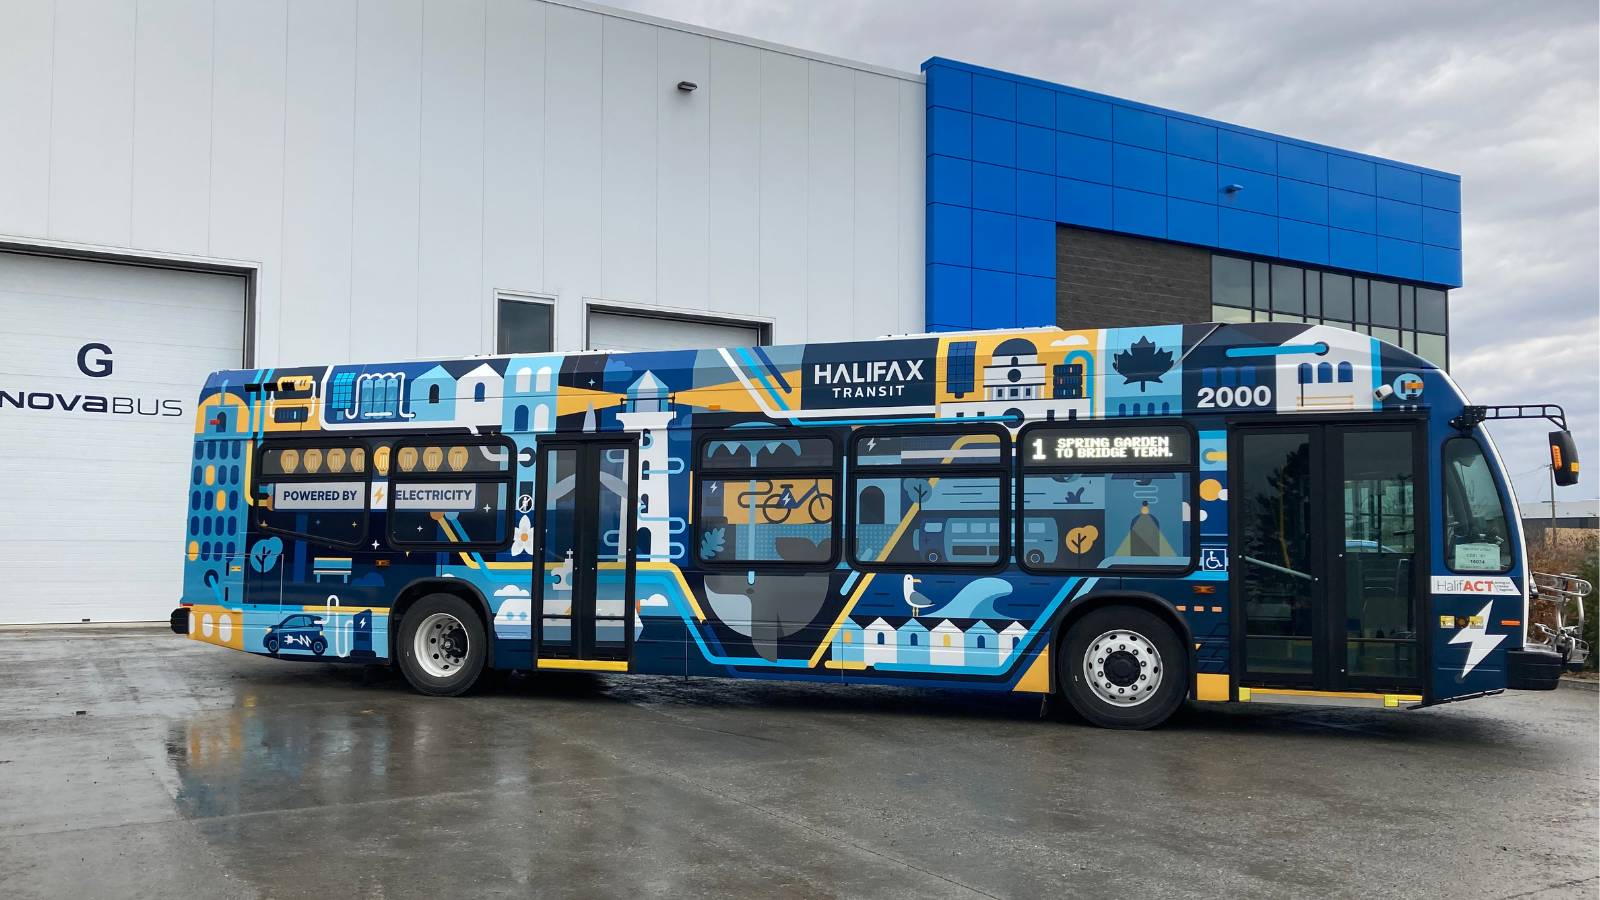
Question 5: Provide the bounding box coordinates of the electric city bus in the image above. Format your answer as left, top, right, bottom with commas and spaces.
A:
172, 323, 1588, 729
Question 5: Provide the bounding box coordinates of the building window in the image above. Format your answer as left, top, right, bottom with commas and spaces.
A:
1209, 255, 1448, 369
849, 428, 1009, 568
496, 294, 554, 354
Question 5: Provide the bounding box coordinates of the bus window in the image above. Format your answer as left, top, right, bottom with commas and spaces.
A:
849, 429, 1007, 568
1442, 437, 1512, 573
696, 435, 836, 566
388, 440, 515, 549
255, 442, 369, 547
1018, 423, 1194, 572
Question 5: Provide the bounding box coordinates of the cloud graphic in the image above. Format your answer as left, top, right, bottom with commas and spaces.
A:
1051, 335, 1090, 347
494, 584, 530, 597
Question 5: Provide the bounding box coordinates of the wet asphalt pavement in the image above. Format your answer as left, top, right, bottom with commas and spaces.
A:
0, 627, 1594, 899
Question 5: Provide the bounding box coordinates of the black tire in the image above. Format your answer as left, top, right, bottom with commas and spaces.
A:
1058, 605, 1186, 729
263, 634, 280, 655
311, 637, 327, 656
396, 594, 487, 697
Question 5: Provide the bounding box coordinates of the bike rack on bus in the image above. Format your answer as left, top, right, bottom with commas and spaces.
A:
1529, 571, 1591, 670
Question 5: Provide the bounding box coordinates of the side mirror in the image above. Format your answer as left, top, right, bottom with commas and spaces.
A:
1550, 430, 1580, 486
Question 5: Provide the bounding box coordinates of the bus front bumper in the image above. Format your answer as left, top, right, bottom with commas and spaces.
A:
170, 607, 190, 635
1505, 648, 1565, 691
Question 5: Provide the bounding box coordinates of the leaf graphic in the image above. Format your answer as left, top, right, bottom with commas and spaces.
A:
1112, 336, 1174, 393
248, 536, 283, 573
699, 527, 727, 560
1065, 525, 1099, 555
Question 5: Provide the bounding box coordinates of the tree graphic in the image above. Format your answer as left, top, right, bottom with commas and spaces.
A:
1112, 336, 1174, 393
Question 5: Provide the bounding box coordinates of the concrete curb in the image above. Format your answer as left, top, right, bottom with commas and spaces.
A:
1559, 676, 1599, 692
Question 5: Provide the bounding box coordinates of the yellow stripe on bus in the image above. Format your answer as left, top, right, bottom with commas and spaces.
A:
537, 658, 628, 672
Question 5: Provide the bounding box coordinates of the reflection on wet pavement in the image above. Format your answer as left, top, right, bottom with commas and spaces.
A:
1, 627, 1595, 899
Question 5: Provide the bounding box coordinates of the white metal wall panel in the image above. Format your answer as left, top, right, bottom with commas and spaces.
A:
279, 0, 358, 366
0, 0, 54, 237
806, 62, 856, 344
483, 0, 549, 319
853, 72, 904, 339
897, 79, 928, 335
656, 29, 712, 312
132, 0, 215, 255
0, 252, 245, 623
587, 310, 762, 353
350, 0, 424, 362
705, 40, 762, 319
758, 52, 810, 338
48, 0, 137, 248
416, 0, 486, 359
601, 17, 660, 307
543, 4, 606, 351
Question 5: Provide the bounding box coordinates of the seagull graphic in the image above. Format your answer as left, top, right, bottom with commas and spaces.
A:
902, 574, 935, 618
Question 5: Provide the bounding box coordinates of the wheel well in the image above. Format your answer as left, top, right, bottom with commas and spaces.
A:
1051, 592, 1197, 697
390, 579, 494, 667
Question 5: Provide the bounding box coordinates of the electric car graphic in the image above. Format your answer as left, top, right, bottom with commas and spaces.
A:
263, 614, 328, 656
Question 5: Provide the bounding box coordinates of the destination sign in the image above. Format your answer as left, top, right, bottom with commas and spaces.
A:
1024, 425, 1192, 468
394, 483, 479, 511
274, 481, 366, 510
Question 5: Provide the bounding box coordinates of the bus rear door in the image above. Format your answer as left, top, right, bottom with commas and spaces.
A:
1231, 422, 1425, 697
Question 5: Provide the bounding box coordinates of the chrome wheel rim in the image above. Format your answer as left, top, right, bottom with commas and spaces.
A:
415, 612, 470, 679
1083, 628, 1162, 707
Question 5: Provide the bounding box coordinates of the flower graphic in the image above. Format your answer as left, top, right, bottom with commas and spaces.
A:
511, 515, 534, 557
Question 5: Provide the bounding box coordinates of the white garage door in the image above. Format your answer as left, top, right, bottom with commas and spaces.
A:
0, 252, 245, 624
587, 309, 764, 352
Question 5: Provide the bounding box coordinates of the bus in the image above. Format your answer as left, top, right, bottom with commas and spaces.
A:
172, 323, 1588, 729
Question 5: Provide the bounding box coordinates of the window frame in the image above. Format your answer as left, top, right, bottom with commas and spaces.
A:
253, 438, 374, 549
1439, 435, 1515, 576
846, 423, 1012, 573
1014, 419, 1200, 576
494, 290, 557, 355
692, 428, 842, 571
385, 435, 518, 552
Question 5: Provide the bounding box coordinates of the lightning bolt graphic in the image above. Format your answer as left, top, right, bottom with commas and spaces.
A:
866, 437, 877, 451
1448, 601, 1507, 677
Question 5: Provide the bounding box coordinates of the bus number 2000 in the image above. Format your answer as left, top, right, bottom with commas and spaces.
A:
1196, 385, 1273, 408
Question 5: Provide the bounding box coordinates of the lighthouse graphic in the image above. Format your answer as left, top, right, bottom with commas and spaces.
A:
616, 371, 685, 562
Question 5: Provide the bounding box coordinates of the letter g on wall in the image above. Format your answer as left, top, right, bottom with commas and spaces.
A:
77, 342, 113, 378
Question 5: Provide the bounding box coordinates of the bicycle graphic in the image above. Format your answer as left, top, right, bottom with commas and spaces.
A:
757, 481, 834, 524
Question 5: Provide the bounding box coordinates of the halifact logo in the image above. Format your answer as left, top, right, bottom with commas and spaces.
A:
0, 343, 184, 418
800, 339, 937, 408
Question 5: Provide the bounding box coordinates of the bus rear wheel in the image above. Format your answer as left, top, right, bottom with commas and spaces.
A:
397, 594, 486, 697
1059, 606, 1185, 729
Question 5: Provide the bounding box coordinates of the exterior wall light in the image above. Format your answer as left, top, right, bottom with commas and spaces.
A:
1223, 183, 1244, 194
676, 81, 697, 92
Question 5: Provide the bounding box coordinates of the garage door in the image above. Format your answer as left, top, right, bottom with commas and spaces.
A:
0, 252, 245, 623
587, 309, 764, 352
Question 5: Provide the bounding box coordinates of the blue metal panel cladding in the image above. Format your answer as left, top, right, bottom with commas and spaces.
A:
923, 58, 1463, 331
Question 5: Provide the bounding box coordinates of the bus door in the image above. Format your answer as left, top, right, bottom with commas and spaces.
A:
1231, 422, 1423, 693
533, 438, 638, 667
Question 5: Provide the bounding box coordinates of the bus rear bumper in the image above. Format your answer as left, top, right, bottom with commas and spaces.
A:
1506, 648, 1565, 691
170, 607, 190, 635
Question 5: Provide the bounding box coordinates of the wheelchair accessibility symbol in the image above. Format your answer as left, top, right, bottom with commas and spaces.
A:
1200, 548, 1228, 571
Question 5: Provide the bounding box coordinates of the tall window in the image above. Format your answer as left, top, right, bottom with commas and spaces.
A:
1209, 255, 1449, 369
1019, 424, 1194, 571
1442, 438, 1513, 573
696, 435, 837, 566
850, 428, 1008, 568
496, 294, 555, 354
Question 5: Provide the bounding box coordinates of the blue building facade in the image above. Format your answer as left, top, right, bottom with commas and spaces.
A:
922, 57, 1463, 333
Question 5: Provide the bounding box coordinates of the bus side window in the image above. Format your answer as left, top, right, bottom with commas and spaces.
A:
388, 440, 515, 549
848, 428, 1008, 569
256, 442, 370, 547
695, 435, 837, 566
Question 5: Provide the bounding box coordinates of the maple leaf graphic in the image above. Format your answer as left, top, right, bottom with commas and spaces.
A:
1112, 336, 1174, 393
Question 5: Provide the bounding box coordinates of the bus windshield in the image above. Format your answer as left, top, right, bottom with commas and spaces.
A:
1441, 437, 1513, 573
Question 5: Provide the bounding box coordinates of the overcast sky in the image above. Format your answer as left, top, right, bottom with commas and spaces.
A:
613, 0, 1599, 506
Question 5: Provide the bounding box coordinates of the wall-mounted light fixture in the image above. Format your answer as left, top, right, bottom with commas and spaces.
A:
1223, 183, 1244, 194
676, 81, 697, 92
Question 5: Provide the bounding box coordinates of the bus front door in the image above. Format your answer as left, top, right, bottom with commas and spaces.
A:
1232, 423, 1423, 695
533, 439, 637, 668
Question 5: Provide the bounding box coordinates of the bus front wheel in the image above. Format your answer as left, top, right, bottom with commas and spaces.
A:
397, 594, 487, 697
1058, 606, 1185, 729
